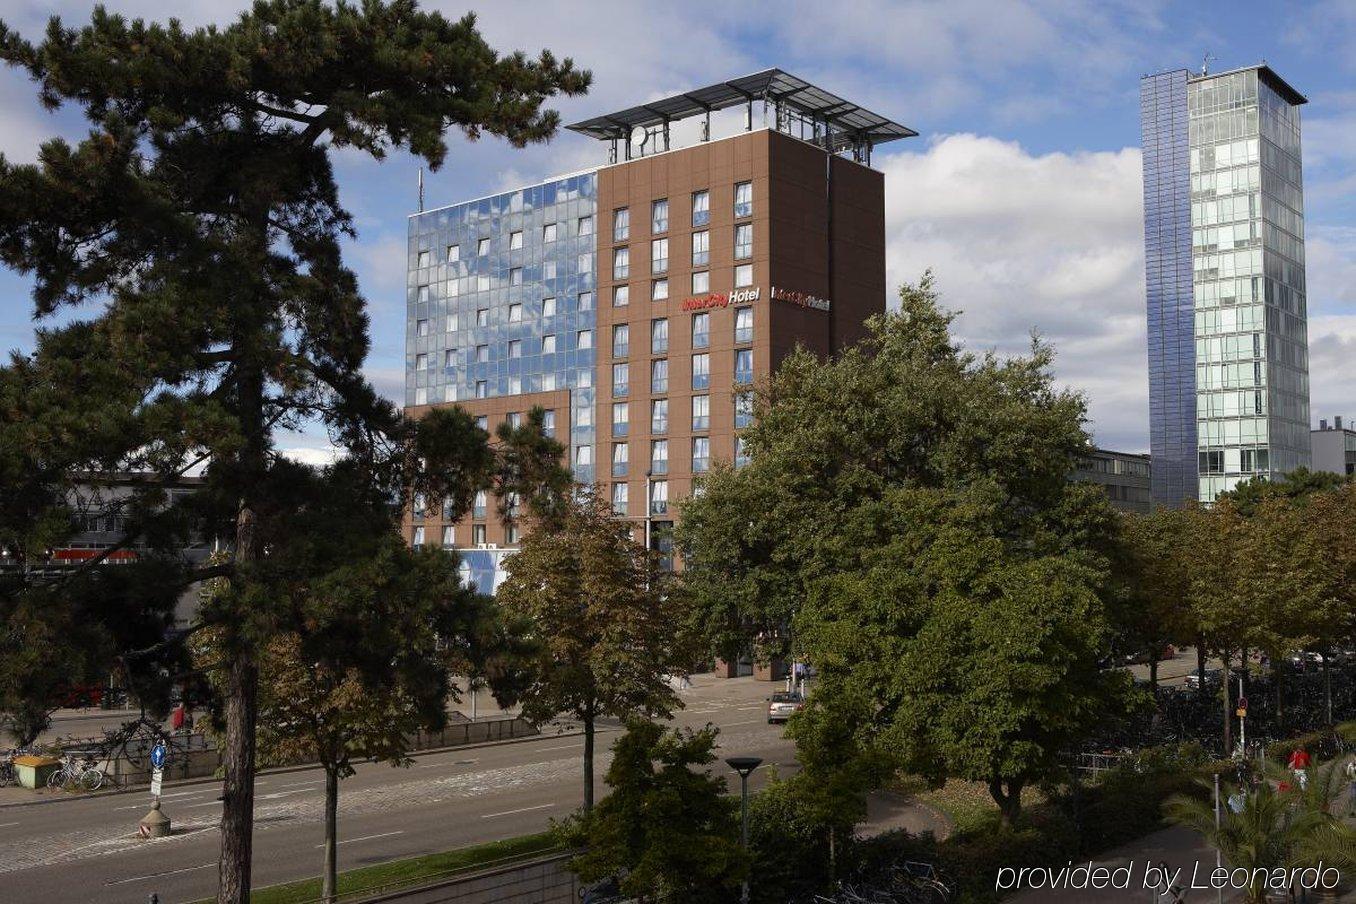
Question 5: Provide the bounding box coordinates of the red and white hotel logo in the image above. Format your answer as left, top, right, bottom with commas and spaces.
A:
678, 286, 830, 312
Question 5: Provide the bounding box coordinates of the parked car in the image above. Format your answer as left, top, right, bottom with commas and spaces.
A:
1184, 669, 1222, 690
767, 691, 805, 724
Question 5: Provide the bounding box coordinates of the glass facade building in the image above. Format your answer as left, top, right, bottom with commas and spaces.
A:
1141, 65, 1310, 505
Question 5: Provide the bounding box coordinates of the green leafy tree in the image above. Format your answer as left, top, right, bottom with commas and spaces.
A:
0, 3, 587, 899
1113, 508, 1203, 688
680, 275, 1132, 827
559, 719, 747, 903
496, 487, 689, 812
1221, 467, 1350, 517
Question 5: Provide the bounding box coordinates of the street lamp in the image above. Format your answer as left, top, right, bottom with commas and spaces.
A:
725, 755, 763, 904
644, 469, 653, 554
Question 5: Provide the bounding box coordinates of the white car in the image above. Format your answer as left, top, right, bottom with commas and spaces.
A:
767, 691, 805, 724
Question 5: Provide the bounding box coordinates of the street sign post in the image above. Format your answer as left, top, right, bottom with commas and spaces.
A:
149, 767, 163, 797
150, 742, 167, 771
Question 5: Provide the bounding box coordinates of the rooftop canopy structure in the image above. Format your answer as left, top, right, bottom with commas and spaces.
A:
566, 68, 917, 166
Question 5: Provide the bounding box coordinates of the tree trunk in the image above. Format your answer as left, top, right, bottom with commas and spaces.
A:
988, 777, 1023, 829
583, 713, 595, 814
1324, 652, 1333, 728
322, 764, 339, 904
1276, 657, 1285, 732
218, 649, 258, 903
1221, 651, 1233, 757
1196, 637, 1207, 694
1149, 652, 1160, 690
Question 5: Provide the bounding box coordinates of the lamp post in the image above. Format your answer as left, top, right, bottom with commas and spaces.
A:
725, 755, 762, 904
644, 469, 653, 554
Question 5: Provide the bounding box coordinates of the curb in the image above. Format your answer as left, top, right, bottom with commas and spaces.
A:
0, 725, 598, 811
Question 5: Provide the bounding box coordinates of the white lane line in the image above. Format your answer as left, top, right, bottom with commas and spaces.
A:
316, 830, 405, 848
278, 779, 324, 788
184, 800, 224, 809
719, 719, 763, 727
535, 743, 583, 752
417, 758, 479, 769
481, 803, 553, 819
0, 821, 18, 828
105, 861, 216, 886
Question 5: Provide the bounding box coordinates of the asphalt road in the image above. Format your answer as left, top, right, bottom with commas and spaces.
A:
0, 677, 795, 904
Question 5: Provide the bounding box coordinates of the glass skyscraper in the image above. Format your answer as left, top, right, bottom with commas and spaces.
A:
1141, 64, 1310, 506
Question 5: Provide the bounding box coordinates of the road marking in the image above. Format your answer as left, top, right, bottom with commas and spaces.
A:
316, 830, 405, 847
105, 861, 216, 885
721, 719, 763, 727
535, 743, 583, 752
481, 803, 553, 819
418, 758, 479, 769
184, 800, 225, 809
278, 779, 323, 788
0, 821, 18, 828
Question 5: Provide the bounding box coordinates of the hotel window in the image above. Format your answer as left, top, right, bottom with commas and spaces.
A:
612, 482, 629, 515
734, 349, 754, 384
575, 445, 593, 467
692, 271, 709, 294
476, 308, 489, 327
475, 380, 487, 399
735, 436, 751, 469
543, 223, 557, 243
651, 399, 668, 434
543, 260, 556, 280
613, 362, 629, 397
578, 253, 592, 275
692, 190, 709, 227
508, 339, 522, 359
509, 267, 523, 286
613, 285, 630, 307
508, 376, 521, 394
692, 230, 709, 267
692, 394, 710, 430
446, 313, 458, 332
508, 303, 523, 322
542, 334, 557, 354
442, 496, 456, 520
417, 285, 430, 303
578, 369, 593, 388
414, 387, 427, 405
614, 207, 630, 241
417, 250, 430, 268
614, 246, 629, 280
472, 524, 486, 545
506, 413, 522, 431
578, 290, 594, 311
543, 296, 557, 317
652, 238, 668, 274
505, 523, 520, 545
509, 230, 523, 250
473, 490, 487, 519
475, 344, 489, 363
441, 525, 455, 547
477, 237, 490, 256
691, 353, 710, 390
578, 214, 594, 236
446, 279, 459, 297
577, 329, 593, 349
651, 358, 668, 393
735, 307, 754, 343
692, 312, 710, 348
652, 199, 669, 233
692, 437, 711, 473
650, 479, 668, 514
612, 401, 630, 436
736, 391, 754, 428
477, 274, 490, 291
542, 372, 557, 391
416, 318, 429, 337
415, 352, 428, 370
444, 349, 456, 367
475, 415, 488, 432
576, 404, 593, 427
652, 318, 669, 354
447, 244, 460, 263
612, 442, 629, 477
734, 224, 752, 260
542, 409, 556, 436
412, 525, 425, 546
613, 324, 629, 357
413, 493, 426, 520
652, 278, 669, 301
734, 181, 753, 218
734, 263, 753, 288
651, 439, 669, 475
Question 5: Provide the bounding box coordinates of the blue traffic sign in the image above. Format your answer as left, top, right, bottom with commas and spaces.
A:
150, 742, 167, 770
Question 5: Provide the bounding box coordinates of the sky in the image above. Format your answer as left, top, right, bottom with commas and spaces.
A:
1, 0, 1354, 460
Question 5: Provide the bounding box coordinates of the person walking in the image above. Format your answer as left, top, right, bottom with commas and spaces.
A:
1344, 758, 1356, 816
1288, 746, 1311, 791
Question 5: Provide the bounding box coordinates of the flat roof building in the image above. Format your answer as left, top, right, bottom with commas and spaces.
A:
1073, 448, 1153, 514
403, 70, 911, 590
1141, 63, 1311, 507
1312, 416, 1356, 477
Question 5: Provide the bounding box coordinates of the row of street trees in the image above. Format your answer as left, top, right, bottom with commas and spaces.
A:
0, 3, 589, 902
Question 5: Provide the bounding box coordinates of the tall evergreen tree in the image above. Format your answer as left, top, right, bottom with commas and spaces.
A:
0, 3, 587, 900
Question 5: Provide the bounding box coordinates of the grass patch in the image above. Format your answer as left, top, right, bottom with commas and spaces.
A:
212, 831, 564, 904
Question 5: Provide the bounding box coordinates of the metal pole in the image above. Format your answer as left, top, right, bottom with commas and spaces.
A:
644, 472, 653, 554
1238, 672, 1245, 753
740, 772, 750, 904
1214, 772, 1223, 904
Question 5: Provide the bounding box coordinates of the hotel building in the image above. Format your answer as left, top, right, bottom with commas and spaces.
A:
402, 70, 912, 589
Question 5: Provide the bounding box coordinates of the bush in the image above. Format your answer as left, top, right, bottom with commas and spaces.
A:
1266, 721, 1356, 762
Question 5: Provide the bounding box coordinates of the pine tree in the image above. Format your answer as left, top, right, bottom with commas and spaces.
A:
0, 4, 587, 900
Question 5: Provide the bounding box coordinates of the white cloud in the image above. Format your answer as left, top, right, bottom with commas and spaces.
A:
878, 133, 1149, 450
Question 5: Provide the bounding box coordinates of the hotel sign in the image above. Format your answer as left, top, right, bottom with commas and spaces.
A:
679, 285, 831, 312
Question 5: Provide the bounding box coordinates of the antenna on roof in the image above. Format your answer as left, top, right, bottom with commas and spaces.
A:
1201, 52, 1215, 76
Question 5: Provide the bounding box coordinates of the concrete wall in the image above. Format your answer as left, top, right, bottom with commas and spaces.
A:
363, 853, 581, 904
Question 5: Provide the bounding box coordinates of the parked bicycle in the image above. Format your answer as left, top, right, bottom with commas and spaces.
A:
46, 753, 108, 792
0, 751, 18, 787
